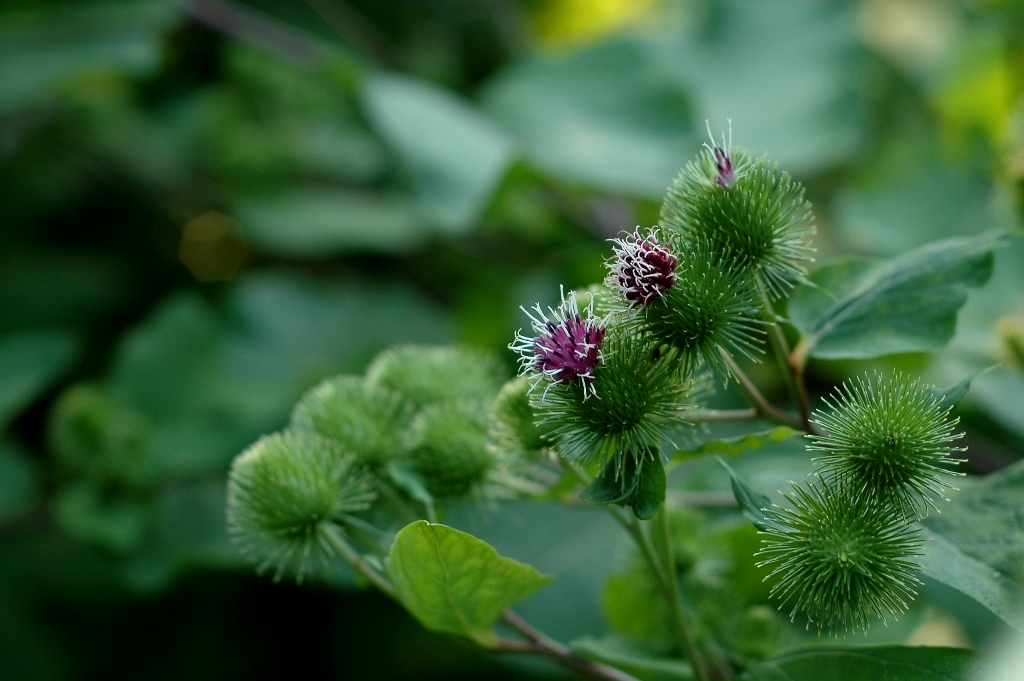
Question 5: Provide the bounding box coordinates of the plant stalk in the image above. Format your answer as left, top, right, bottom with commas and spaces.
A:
323, 527, 397, 599
723, 355, 804, 430
758, 288, 812, 429
653, 505, 709, 681
327, 524, 638, 681
498, 610, 641, 681
682, 408, 758, 422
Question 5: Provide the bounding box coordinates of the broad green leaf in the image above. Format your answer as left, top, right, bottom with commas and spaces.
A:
650, 1, 864, 177
571, 634, 692, 681
0, 1, 182, 113
719, 459, 777, 532
835, 138, 996, 257
0, 329, 80, 430
932, 366, 997, 407
738, 646, 986, 681
789, 232, 1009, 360
52, 483, 148, 554
481, 39, 696, 198
385, 520, 551, 646
631, 460, 665, 521
669, 427, 800, 470
362, 73, 515, 233
234, 190, 422, 257
917, 459, 1024, 632
917, 528, 1024, 633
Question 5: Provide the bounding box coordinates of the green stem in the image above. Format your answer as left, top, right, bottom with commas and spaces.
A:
323, 526, 397, 598
325, 524, 634, 681
758, 287, 812, 429
723, 355, 804, 430
654, 505, 709, 681
682, 408, 758, 422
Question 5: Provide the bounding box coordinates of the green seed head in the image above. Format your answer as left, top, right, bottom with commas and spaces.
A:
757, 480, 923, 634
532, 321, 693, 467
627, 236, 765, 378
403, 402, 495, 498
488, 377, 552, 463
226, 431, 375, 583
660, 146, 815, 298
289, 375, 410, 468
366, 345, 505, 412
808, 373, 965, 519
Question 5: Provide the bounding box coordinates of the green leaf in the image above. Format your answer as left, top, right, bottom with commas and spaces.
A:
581, 456, 640, 505
481, 39, 695, 198
385, 520, 551, 646
917, 528, 1024, 633
738, 646, 985, 681
917, 459, 1024, 632
719, 459, 777, 532
0, 329, 80, 430
386, 461, 436, 521
571, 634, 692, 681
234, 189, 422, 257
789, 232, 1009, 360
932, 366, 997, 406
0, 1, 182, 113
669, 427, 800, 470
631, 459, 665, 521
0, 440, 39, 522
362, 73, 515, 233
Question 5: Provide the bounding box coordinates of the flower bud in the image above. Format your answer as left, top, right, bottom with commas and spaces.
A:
289, 375, 410, 468
227, 431, 375, 582
529, 320, 692, 466
614, 235, 765, 378
660, 137, 815, 298
757, 479, 923, 634
511, 287, 607, 400
808, 373, 965, 519
403, 401, 494, 498
488, 377, 553, 463
366, 345, 505, 412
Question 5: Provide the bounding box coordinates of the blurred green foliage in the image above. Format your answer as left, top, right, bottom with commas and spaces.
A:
1, 0, 1023, 678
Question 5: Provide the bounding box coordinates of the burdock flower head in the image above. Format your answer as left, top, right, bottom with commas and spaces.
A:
808, 373, 965, 519
607, 228, 678, 310
511, 287, 607, 399
660, 122, 815, 298
757, 479, 923, 634
704, 119, 736, 188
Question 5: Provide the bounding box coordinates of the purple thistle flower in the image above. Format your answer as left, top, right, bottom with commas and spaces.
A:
704, 119, 735, 188
511, 288, 607, 399
607, 228, 678, 309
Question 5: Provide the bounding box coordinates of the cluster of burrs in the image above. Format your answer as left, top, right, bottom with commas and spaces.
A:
756, 373, 964, 634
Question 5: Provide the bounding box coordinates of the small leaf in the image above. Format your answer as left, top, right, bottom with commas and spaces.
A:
571, 634, 692, 680
669, 427, 800, 469
630, 459, 665, 521
932, 366, 997, 406
789, 232, 1009, 360
385, 521, 551, 646
738, 645, 988, 681
719, 458, 777, 532
386, 461, 436, 522
581, 456, 640, 505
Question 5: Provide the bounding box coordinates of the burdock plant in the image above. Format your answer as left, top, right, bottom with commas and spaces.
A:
808, 373, 965, 518
756, 479, 924, 634
223, 123, 1008, 681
